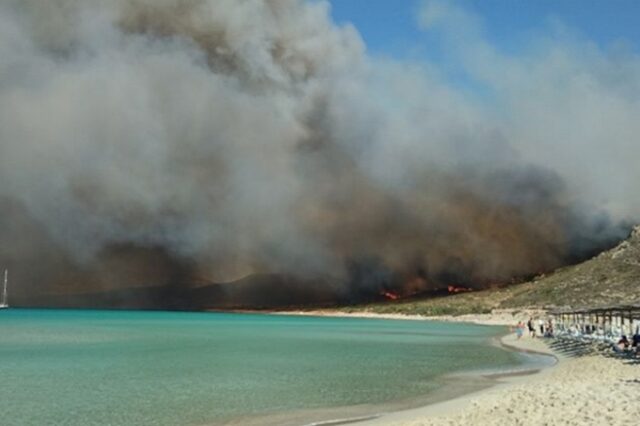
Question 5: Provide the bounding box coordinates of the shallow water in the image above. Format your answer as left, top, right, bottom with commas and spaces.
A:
0, 309, 529, 425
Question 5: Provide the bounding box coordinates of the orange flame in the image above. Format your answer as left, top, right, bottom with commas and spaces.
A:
447, 285, 472, 294
381, 291, 399, 300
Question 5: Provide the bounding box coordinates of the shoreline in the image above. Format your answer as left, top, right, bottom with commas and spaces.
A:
268, 309, 545, 327
266, 309, 559, 426
352, 332, 558, 426
269, 310, 637, 426
226, 310, 552, 426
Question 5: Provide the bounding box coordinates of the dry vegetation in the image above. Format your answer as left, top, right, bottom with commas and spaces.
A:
338, 225, 640, 316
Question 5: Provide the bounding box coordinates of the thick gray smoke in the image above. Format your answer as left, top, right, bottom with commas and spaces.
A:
0, 0, 637, 305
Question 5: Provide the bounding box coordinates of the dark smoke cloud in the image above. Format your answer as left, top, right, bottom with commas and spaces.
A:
0, 0, 637, 305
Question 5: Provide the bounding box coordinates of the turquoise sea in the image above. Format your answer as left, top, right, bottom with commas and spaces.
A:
0, 309, 536, 425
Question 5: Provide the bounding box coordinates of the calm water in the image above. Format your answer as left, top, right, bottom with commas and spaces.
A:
0, 309, 529, 425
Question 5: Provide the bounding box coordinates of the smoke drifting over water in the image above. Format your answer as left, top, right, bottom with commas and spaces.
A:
0, 0, 638, 305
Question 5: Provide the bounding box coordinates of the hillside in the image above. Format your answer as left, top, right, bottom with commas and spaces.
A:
22, 227, 640, 313
336, 225, 640, 316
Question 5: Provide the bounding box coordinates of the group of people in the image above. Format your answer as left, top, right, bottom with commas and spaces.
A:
512, 315, 640, 357
514, 317, 554, 339
512, 316, 640, 358
615, 331, 640, 354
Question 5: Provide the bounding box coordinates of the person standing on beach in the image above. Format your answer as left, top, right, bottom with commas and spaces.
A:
538, 318, 544, 336
515, 321, 524, 339
527, 318, 535, 337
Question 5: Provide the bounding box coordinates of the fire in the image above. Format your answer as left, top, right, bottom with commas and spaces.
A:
447, 285, 472, 294
381, 291, 399, 300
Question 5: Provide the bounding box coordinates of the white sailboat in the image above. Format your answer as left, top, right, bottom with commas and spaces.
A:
0, 269, 8, 308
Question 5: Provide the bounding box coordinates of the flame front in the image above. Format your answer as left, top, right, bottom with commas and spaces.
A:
381, 291, 399, 300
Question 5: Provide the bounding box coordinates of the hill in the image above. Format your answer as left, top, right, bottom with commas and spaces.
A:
25, 273, 341, 311
22, 227, 639, 313
336, 225, 640, 316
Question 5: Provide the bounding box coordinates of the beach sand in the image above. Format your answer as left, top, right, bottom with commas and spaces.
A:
362, 336, 638, 426
278, 311, 640, 426
276, 309, 546, 326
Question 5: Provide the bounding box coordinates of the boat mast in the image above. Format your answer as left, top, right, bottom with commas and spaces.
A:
2, 269, 7, 306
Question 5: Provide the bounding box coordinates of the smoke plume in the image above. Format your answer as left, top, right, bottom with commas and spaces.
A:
0, 0, 637, 305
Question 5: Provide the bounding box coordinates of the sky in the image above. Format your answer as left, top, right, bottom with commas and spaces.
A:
329, 0, 640, 59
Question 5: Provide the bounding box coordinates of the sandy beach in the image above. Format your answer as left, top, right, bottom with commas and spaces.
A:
276, 309, 546, 326
364, 336, 638, 426
279, 310, 640, 426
